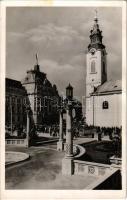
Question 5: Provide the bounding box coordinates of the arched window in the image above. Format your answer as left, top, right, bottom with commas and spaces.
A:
103, 62, 105, 74
91, 61, 96, 73
102, 101, 109, 109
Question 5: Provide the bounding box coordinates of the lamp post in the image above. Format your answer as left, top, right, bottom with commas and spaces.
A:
62, 83, 74, 175
26, 107, 30, 148
57, 108, 64, 151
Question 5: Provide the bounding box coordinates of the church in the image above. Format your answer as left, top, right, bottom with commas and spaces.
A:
85, 14, 122, 128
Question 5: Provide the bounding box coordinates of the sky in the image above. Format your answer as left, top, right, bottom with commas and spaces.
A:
6, 7, 122, 99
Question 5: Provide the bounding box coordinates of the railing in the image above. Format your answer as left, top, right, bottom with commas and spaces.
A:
73, 159, 121, 189
5, 139, 28, 147
74, 160, 112, 176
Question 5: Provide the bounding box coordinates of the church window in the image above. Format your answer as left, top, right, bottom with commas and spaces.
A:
91, 61, 96, 73
92, 36, 96, 43
102, 101, 108, 109
103, 62, 105, 74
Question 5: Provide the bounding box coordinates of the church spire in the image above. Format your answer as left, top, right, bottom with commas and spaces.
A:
88, 10, 105, 51
94, 9, 98, 22
92, 9, 99, 33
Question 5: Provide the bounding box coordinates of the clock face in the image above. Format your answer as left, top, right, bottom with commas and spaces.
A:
90, 48, 96, 55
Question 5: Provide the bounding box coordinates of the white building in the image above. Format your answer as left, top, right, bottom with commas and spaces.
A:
85, 15, 122, 128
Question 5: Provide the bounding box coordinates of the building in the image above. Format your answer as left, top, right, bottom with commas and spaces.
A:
21, 55, 60, 128
5, 56, 60, 136
85, 14, 122, 127
6, 55, 83, 137
5, 78, 27, 135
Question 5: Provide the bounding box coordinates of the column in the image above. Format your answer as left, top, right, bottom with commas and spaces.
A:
57, 111, 64, 151
26, 110, 30, 147
62, 106, 74, 175
65, 108, 73, 157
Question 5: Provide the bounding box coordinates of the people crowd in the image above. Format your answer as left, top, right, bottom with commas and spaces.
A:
85, 125, 122, 139
37, 125, 59, 137
6, 121, 122, 141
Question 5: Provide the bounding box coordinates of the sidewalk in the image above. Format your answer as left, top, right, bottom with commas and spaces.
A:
74, 137, 96, 145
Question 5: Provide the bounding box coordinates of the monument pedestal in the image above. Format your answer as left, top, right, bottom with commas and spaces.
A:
57, 140, 64, 151
62, 157, 74, 175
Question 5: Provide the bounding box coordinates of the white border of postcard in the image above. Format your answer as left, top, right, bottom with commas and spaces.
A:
0, 1, 126, 199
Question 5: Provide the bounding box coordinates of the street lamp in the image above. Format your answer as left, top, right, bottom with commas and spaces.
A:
26, 106, 31, 148
62, 83, 74, 175
66, 83, 73, 100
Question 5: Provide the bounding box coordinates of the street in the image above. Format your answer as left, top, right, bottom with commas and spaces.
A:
6, 143, 96, 189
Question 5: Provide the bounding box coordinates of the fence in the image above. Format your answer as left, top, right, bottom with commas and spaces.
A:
5, 139, 28, 147
74, 160, 112, 176
74, 159, 121, 189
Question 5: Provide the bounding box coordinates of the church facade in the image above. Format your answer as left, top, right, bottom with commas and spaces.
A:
85, 15, 122, 128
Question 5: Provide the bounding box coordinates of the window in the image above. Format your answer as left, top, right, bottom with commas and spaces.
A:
6, 96, 9, 103
92, 36, 96, 43
102, 101, 109, 109
17, 106, 20, 113
12, 106, 15, 112
17, 98, 21, 104
12, 97, 15, 103
103, 62, 105, 74
91, 61, 96, 73
17, 116, 20, 122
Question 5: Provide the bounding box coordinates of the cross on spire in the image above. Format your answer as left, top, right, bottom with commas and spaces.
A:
95, 9, 97, 18
94, 8, 98, 23
88, 9, 105, 51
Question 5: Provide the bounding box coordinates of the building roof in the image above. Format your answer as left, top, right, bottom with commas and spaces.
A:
6, 78, 24, 89
66, 83, 73, 90
93, 80, 122, 95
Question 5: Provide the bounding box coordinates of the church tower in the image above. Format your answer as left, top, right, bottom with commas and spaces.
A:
86, 11, 107, 97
